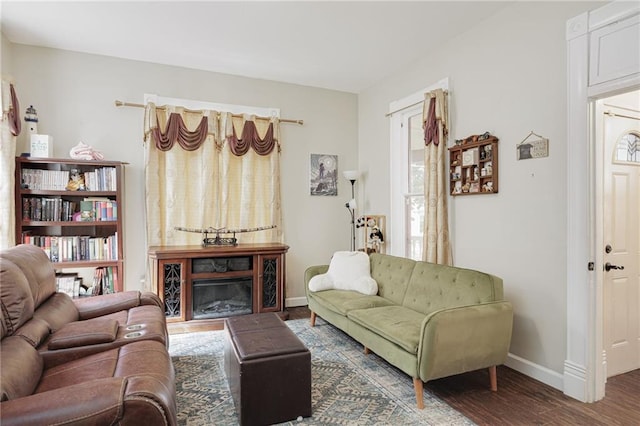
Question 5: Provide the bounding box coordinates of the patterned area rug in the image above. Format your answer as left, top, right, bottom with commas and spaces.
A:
169, 318, 474, 426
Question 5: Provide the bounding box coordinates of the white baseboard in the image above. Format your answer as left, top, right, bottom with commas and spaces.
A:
562, 360, 589, 402
285, 296, 308, 308
504, 352, 564, 392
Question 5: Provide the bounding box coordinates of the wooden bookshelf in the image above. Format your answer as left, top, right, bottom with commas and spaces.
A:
14, 157, 126, 292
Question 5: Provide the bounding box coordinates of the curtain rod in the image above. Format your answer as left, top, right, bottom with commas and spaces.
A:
385, 90, 449, 118
114, 100, 304, 125
604, 110, 640, 121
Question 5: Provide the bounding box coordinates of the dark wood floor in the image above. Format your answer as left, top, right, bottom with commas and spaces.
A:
286, 306, 640, 425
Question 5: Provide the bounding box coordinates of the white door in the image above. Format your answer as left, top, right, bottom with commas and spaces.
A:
602, 102, 640, 378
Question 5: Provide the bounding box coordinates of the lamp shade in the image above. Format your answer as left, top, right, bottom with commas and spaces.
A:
343, 170, 359, 181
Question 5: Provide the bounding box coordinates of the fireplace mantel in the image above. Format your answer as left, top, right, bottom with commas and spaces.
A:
148, 243, 289, 331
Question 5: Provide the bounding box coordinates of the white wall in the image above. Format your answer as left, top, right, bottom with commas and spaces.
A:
8, 44, 359, 302
358, 1, 604, 382
1, 32, 13, 75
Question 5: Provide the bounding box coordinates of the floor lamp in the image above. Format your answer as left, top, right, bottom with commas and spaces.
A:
343, 170, 359, 251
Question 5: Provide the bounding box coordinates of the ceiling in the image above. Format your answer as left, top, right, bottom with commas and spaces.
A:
0, 1, 513, 93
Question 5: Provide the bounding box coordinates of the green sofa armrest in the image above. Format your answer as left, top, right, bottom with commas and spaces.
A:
304, 265, 329, 297
417, 301, 513, 382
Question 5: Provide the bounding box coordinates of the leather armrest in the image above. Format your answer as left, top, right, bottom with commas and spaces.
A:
48, 318, 118, 350
0, 378, 126, 426
73, 291, 142, 320
140, 291, 163, 308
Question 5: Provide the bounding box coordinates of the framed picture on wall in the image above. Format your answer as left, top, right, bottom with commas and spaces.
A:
310, 153, 338, 196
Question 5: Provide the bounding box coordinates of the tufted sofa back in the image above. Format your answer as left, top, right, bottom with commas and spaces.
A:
369, 253, 503, 316
369, 253, 416, 305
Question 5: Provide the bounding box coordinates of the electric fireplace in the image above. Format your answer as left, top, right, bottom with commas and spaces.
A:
192, 277, 252, 319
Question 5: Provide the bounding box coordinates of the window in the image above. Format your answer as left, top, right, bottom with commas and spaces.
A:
389, 79, 447, 260
615, 132, 640, 164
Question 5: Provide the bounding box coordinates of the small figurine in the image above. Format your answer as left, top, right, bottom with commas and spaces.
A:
66, 169, 86, 191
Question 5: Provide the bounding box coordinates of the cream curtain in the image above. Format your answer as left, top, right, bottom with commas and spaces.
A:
422, 89, 452, 265
0, 79, 18, 249
143, 103, 282, 248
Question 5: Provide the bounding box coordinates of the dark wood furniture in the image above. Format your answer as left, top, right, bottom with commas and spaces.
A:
448, 136, 499, 196
148, 243, 289, 331
14, 157, 126, 291
224, 313, 311, 425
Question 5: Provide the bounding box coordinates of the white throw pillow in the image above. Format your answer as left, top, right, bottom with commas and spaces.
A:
308, 251, 378, 295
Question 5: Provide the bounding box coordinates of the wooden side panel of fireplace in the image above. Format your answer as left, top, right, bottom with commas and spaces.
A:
148, 243, 289, 330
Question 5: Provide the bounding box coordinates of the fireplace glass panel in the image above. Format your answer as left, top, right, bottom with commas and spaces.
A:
192, 278, 252, 319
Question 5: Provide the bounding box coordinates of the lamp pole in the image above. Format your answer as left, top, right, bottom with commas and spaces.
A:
343, 170, 359, 252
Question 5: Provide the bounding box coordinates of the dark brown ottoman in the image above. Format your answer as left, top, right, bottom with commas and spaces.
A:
224, 313, 312, 426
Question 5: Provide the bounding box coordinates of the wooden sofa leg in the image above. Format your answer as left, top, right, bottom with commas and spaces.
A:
363, 346, 370, 355
310, 311, 316, 327
489, 366, 498, 391
413, 378, 424, 409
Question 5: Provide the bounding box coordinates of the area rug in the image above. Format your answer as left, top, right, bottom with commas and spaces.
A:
168, 317, 474, 426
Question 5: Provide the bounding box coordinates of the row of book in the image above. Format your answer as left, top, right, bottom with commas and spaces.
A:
80, 198, 118, 221
21, 167, 117, 191
23, 233, 119, 262
23, 197, 77, 222
21, 197, 117, 222
55, 267, 117, 298
21, 169, 69, 190
83, 167, 118, 192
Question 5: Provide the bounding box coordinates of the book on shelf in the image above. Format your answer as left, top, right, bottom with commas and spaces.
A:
80, 198, 118, 222
22, 197, 77, 222
89, 266, 115, 295
21, 169, 70, 191
55, 272, 81, 298
23, 234, 119, 263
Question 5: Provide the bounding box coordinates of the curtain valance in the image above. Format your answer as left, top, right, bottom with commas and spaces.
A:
423, 89, 448, 146
144, 103, 279, 155
2, 83, 22, 137
226, 117, 278, 156
144, 103, 217, 152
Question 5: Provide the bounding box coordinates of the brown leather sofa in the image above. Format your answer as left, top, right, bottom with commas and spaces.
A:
0, 244, 177, 425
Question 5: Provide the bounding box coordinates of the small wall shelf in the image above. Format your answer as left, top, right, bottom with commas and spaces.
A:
448, 136, 499, 196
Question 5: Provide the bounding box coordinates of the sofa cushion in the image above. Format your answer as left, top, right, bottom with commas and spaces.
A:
403, 262, 500, 315
348, 305, 424, 354
0, 336, 43, 401
310, 290, 394, 316
309, 251, 377, 295
369, 253, 415, 305
0, 257, 35, 337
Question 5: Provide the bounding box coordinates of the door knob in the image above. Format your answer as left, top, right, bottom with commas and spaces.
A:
604, 262, 624, 272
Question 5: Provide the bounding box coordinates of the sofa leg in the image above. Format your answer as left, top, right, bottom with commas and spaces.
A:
489, 365, 498, 391
413, 378, 424, 409
310, 311, 316, 327
363, 346, 370, 355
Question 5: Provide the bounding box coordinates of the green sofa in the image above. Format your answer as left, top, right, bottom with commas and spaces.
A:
304, 252, 513, 409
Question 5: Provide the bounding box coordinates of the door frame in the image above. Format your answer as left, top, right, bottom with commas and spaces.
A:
565, 2, 640, 402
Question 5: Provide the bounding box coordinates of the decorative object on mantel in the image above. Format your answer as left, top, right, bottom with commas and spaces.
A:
517, 131, 549, 160
174, 225, 276, 247
69, 141, 104, 160
343, 170, 359, 251
448, 133, 499, 196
